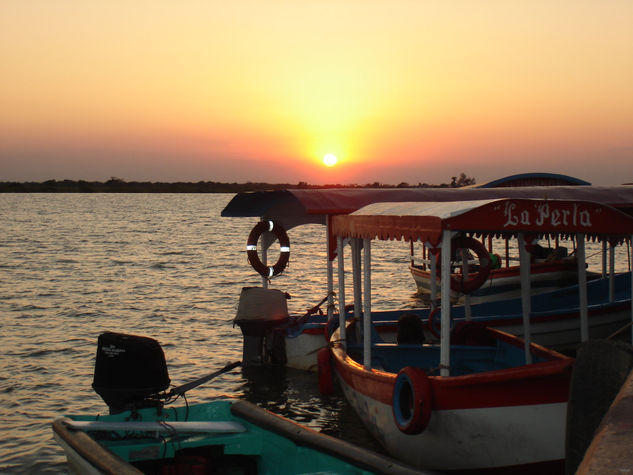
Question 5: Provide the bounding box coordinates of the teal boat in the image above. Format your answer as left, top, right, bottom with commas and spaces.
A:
52, 332, 425, 474
53, 398, 428, 475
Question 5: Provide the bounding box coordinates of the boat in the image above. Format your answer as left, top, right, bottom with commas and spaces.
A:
52, 332, 425, 475
324, 198, 633, 471
409, 239, 590, 304
222, 186, 633, 371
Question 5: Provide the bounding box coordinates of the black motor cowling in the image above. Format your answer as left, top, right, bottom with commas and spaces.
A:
92, 332, 171, 414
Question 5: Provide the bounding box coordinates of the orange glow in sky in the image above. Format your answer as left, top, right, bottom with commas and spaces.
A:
1, 1, 632, 185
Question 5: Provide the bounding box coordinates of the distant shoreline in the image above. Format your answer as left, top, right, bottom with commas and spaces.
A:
0, 179, 458, 193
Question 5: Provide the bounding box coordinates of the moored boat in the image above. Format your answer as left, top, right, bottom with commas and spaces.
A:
409, 244, 588, 304
324, 198, 633, 471
222, 186, 633, 370
52, 332, 424, 475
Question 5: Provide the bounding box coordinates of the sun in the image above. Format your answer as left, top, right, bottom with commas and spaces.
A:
323, 153, 338, 167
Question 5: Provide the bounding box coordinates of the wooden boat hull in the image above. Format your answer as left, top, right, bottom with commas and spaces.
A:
52, 399, 424, 475
411, 260, 583, 304
330, 327, 573, 472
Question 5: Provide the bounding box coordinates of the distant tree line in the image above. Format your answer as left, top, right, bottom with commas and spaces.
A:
0, 173, 476, 193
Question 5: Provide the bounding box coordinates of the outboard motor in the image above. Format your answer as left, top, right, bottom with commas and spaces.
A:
92, 332, 171, 414
234, 287, 289, 366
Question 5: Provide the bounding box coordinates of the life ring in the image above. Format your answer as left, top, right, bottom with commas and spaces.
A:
246, 220, 290, 278
426, 308, 445, 339
437, 236, 491, 294
392, 367, 432, 434
317, 347, 334, 396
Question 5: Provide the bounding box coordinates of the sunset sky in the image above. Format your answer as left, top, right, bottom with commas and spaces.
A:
1, 1, 632, 185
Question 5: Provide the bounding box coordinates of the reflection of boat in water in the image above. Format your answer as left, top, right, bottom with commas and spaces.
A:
222, 186, 633, 371
325, 198, 633, 472
52, 332, 423, 475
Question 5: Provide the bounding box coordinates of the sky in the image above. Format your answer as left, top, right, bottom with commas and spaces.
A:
1, 1, 632, 186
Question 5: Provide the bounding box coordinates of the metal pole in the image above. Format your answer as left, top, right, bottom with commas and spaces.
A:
518, 233, 532, 365
430, 250, 438, 311
351, 239, 362, 342
363, 238, 372, 370
609, 241, 615, 302
326, 215, 334, 323
337, 236, 346, 350
577, 233, 588, 342
462, 248, 471, 320
440, 231, 452, 377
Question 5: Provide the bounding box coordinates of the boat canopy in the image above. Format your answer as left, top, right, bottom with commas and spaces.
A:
331, 199, 633, 247
474, 172, 591, 188
221, 186, 633, 230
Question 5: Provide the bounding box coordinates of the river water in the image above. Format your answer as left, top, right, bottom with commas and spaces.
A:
1, 193, 421, 473
1, 193, 630, 473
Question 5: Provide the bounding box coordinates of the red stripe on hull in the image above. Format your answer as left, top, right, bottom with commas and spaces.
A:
331, 329, 573, 411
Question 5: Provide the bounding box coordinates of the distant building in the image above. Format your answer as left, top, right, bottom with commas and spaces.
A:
475, 173, 591, 188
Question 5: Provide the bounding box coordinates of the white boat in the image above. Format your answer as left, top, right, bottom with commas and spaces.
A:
324, 198, 633, 471
222, 187, 633, 370
409, 246, 586, 304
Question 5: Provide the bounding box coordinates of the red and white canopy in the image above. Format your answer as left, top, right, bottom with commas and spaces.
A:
331, 199, 633, 247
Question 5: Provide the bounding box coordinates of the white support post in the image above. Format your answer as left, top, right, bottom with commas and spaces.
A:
337, 236, 346, 350
602, 241, 607, 278
351, 239, 362, 341
440, 231, 452, 377
577, 233, 589, 342
352, 239, 362, 319
462, 248, 472, 320
326, 216, 334, 323
518, 233, 533, 365
363, 238, 372, 370
630, 236, 633, 344
430, 248, 438, 310
609, 241, 615, 302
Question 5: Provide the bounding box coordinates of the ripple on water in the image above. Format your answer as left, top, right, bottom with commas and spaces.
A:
4, 193, 625, 471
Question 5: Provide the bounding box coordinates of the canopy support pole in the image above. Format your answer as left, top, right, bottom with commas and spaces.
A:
326, 216, 335, 325
577, 233, 589, 342
430, 247, 438, 310
440, 231, 452, 377
462, 248, 472, 320
363, 238, 372, 370
518, 233, 533, 365
609, 241, 615, 302
337, 236, 346, 350
602, 241, 607, 277
351, 239, 362, 343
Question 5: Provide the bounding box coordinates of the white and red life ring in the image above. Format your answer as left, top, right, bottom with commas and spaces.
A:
392, 367, 432, 434
246, 220, 290, 278
435, 236, 491, 294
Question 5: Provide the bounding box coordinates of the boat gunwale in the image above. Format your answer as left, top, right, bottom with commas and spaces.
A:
330, 326, 573, 409
52, 418, 142, 475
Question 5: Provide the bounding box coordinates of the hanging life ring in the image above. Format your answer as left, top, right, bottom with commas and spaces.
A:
246, 220, 290, 278
436, 236, 491, 294
426, 307, 447, 339
392, 367, 432, 434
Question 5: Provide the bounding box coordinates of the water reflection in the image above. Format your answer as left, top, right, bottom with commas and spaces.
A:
239, 365, 386, 452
